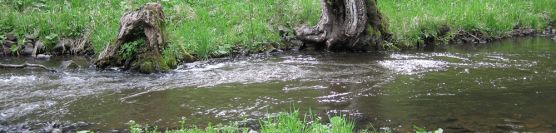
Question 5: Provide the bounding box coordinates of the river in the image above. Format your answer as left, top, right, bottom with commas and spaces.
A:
1, 37, 555, 132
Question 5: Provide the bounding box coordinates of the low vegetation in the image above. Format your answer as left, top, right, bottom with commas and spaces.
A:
124, 110, 358, 133
1, 0, 555, 58
0, 0, 319, 60
379, 0, 556, 49
80, 110, 441, 133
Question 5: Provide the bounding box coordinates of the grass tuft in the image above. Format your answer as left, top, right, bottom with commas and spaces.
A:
127, 110, 356, 133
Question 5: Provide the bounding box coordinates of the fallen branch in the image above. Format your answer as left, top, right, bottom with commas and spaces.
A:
0, 63, 57, 72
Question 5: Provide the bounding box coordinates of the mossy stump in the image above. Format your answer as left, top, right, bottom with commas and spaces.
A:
95, 3, 171, 73
294, 0, 390, 51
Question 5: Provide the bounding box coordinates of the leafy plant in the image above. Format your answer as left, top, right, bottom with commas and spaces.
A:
128, 120, 143, 133
125, 110, 356, 133
44, 33, 58, 49
118, 39, 145, 60
0, 34, 5, 44
10, 43, 19, 54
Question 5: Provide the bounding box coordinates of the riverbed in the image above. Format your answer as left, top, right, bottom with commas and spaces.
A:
1, 37, 555, 132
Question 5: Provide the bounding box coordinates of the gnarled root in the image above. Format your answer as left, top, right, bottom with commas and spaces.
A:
294, 0, 389, 51
0, 63, 57, 72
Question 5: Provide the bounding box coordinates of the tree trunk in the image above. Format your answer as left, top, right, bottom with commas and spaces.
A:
294, 0, 390, 51
95, 3, 169, 73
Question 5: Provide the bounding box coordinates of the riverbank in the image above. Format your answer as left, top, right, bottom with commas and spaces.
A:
0, 0, 320, 60
379, 0, 556, 49
1, 0, 556, 63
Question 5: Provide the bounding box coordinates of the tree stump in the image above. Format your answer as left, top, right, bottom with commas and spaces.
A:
95, 3, 170, 73
294, 0, 390, 51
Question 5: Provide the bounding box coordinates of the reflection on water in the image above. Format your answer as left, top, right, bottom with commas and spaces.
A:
1, 37, 556, 132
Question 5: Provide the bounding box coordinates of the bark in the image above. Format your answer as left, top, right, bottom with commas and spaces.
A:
95, 3, 168, 73
0, 63, 56, 72
294, 0, 390, 51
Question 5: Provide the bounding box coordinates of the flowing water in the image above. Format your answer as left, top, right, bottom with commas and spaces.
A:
1, 37, 556, 132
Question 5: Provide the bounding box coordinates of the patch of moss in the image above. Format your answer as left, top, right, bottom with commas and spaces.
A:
139, 60, 155, 74
164, 56, 178, 69
131, 52, 173, 74
367, 25, 382, 37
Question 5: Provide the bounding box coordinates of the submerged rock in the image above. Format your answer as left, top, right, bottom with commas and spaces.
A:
495, 123, 524, 131
60, 60, 80, 70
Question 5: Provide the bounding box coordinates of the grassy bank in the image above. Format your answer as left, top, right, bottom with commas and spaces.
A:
379, 0, 556, 49
1, 0, 555, 60
0, 0, 320, 60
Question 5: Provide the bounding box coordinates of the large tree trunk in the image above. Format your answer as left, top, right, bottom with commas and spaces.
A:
95, 3, 169, 73
295, 0, 390, 51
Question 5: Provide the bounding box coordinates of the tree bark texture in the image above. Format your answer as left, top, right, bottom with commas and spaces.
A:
95, 3, 167, 73
294, 0, 390, 51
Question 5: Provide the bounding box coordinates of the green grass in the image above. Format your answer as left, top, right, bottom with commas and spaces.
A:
117, 111, 444, 133
163, 0, 320, 59
1, 0, 555, 59
378, 0, 556, 49
0, 0, 320, 60
123, 110, 356, 133
76, 110, 448, 133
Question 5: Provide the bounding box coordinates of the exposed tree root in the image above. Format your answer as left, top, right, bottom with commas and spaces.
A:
294, 0, 390, 51
0, 63, 57, 72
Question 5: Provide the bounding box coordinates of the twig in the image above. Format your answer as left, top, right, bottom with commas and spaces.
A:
0, 63, 57, 72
